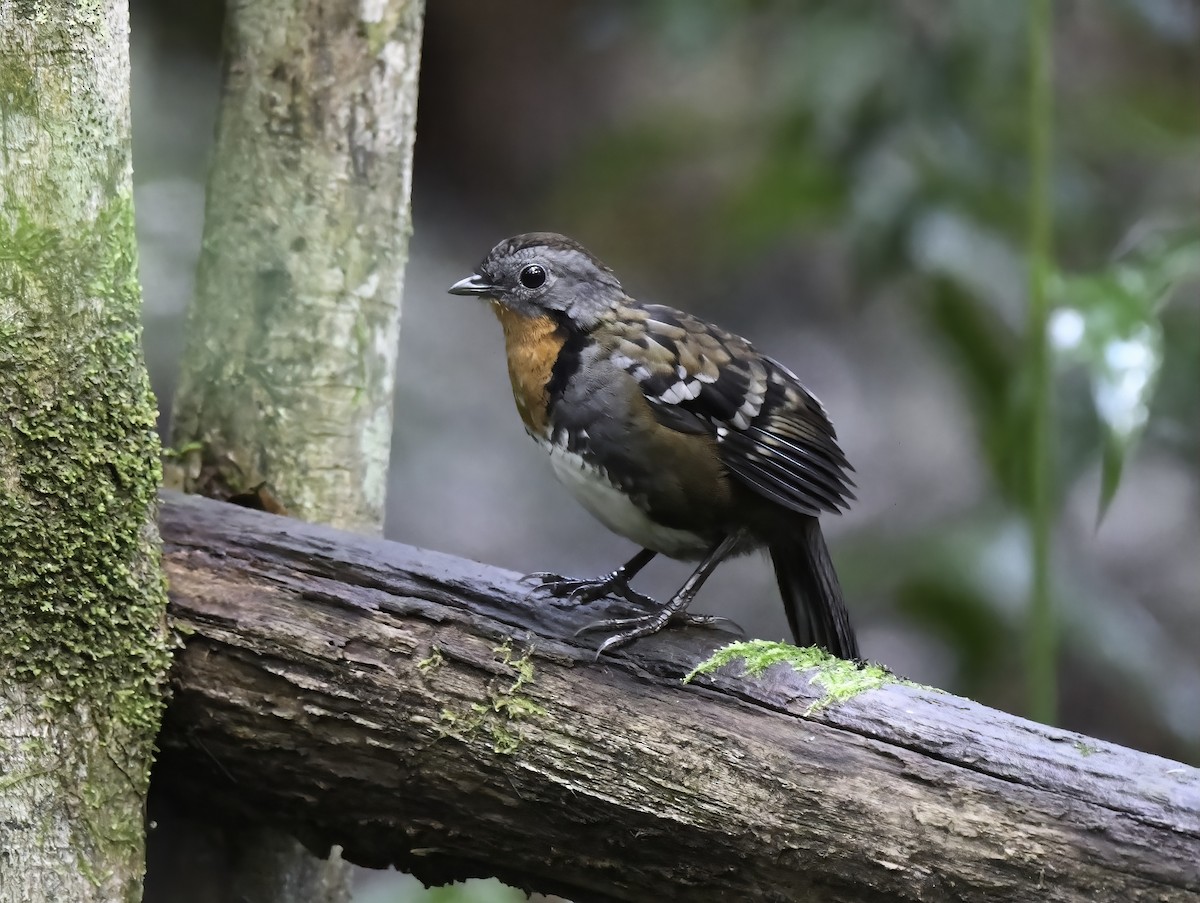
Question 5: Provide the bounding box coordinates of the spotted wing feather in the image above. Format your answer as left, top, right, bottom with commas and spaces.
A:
604, 303, 855, 517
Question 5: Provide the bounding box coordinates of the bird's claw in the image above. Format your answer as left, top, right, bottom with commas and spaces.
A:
577, 610, 738, 658
526, 570, 656, 609
678, 613, 745, 636
537, 575, 614, 605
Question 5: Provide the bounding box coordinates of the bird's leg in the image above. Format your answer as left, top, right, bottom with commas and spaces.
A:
576, 533, 745, 655
528, 548, 658, 607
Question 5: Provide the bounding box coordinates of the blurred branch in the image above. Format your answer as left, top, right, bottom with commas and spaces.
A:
155, 492, 1200, 903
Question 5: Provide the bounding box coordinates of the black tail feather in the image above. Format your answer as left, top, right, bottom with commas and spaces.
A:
769, 519, 859, 660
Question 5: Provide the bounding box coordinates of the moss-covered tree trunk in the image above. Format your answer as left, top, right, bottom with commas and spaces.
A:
155, 0, 424, 899
0, 2, 171, 901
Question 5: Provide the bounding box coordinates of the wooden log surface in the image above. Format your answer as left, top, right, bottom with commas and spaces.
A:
155, 491, 1200, 902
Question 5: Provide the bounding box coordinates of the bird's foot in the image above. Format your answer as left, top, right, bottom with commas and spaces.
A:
576, 610, 743, 657
526, 569, 656, 610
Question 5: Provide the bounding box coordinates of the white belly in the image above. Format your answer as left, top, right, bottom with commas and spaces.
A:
543, 442, 707, 559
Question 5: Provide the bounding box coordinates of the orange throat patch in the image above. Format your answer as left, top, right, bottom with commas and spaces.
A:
490, 301, 564, 437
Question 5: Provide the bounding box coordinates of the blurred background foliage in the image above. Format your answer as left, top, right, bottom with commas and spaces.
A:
129, 0, 1198, 899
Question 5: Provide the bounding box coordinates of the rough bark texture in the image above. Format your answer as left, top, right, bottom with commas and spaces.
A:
159, 0, 424, 898
154, 492, 1200, 903
167, 0, 424, 535
0, 3, 171, 901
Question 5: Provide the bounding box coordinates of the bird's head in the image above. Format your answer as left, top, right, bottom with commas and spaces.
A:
448, 232, 623, 329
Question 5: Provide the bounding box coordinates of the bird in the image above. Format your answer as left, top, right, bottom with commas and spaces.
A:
448, 232, 859, 659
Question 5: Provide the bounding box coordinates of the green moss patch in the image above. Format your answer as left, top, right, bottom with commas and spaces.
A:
416, 646, 444, 674
438, 642, 547, 755
686, 639, 914, 713
0, 193, 171, 772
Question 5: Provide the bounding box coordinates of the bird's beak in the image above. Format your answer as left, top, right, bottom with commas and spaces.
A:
447, 273, 497, 297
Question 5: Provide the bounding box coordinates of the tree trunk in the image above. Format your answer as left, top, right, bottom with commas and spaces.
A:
155, 0, 424, 899
167, 0, 425, 535
0, 3, 171, 901
153, 492, 1200, 903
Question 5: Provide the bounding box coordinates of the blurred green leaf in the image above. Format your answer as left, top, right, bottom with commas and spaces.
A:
720, 116, 846, 252
1049, 222, 1198, 520
911, 207, 1026, 322
922, 279, 1026, 503
1049, 282, 1162, 520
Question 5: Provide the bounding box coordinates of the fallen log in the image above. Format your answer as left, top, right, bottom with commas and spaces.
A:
154, 491, 1200, 902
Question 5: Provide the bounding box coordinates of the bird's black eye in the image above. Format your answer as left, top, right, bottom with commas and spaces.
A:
519, 264, 547, 289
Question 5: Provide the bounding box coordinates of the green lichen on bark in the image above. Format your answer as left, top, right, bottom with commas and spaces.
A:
0, 45, 37, 115
0, 192, 171, 775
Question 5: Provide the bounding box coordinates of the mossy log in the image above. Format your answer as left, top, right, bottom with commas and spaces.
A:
155, 491, 1200, 903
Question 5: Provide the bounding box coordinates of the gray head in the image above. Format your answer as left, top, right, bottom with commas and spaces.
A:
447, 232, 624, 329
